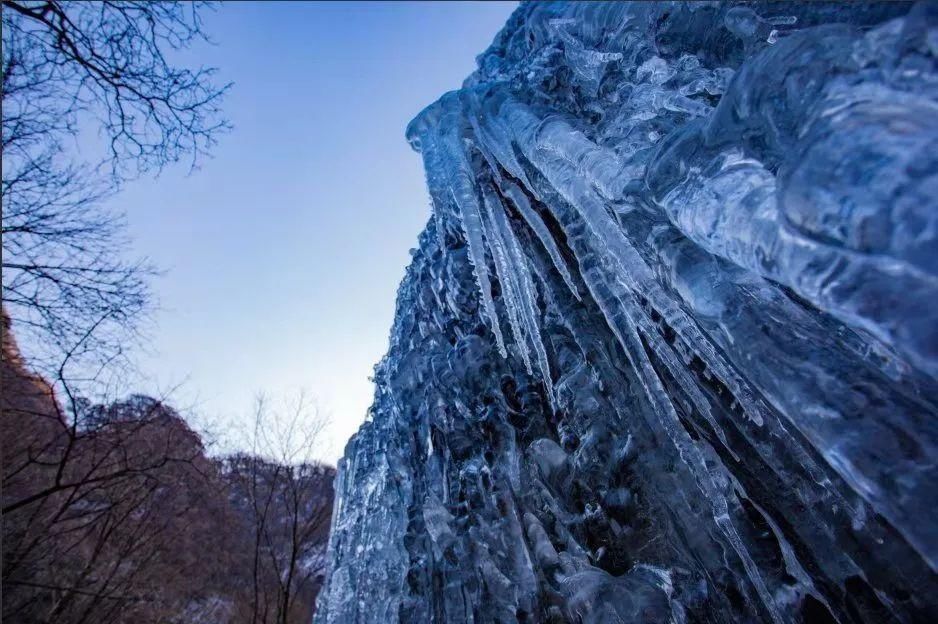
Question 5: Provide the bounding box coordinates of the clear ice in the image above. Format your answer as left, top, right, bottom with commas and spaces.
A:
315, 3, 938, 622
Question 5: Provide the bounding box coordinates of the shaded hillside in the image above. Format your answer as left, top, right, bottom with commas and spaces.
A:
1, 312, 335, 624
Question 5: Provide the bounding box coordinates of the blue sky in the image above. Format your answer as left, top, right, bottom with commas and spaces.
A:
106, 2, 518, 461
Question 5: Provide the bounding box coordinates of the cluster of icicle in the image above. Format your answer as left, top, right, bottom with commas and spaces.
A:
316, 2, 937, 622
407, 1, 937, 576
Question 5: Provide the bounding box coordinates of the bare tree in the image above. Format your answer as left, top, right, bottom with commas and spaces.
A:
1, 0, 230, 383
1, 6, 236, 619
222, 392, 335, 624
0, 380, 230, 623
2, 311, 336, 623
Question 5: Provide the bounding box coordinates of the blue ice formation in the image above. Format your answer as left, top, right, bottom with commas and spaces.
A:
315, 3, 938, 622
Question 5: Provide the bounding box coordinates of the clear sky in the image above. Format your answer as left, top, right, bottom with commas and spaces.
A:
106, 2, 518, 462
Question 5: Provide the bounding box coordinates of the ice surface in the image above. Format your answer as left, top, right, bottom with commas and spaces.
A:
315, 3, 938, 623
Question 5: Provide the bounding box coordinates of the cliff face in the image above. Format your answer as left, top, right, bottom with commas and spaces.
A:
315, 3, 938, 622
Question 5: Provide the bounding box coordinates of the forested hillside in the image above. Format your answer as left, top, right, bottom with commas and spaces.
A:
2, 311, 335, 624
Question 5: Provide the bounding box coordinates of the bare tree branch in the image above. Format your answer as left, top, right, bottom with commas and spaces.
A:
222, 392, 334, 624
1, 0, 230, 385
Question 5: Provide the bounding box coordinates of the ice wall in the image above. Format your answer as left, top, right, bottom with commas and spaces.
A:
315, 3, 938, 622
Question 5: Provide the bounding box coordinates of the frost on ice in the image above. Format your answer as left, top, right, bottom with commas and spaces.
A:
315, 3, 938, 623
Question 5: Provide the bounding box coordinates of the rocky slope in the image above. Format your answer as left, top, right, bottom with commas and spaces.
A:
315, 3, 938, 622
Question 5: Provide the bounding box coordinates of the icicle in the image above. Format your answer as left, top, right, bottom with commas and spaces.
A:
462, 89, 509, 183
480, 184, 533, 375
465, 91, 582, 307
484, 185, 555, 406
534, 115, 631, 202
496, 99, 771, 429
496, 128, 785, 618
570, 227, 783, 624
626, 292, 741, 463
473, 88, 538, 190
498, 178, 582, 302
436, 95, 507, 357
